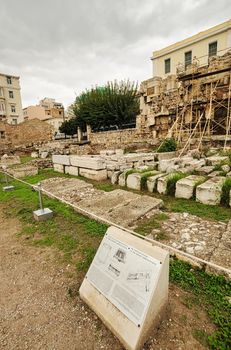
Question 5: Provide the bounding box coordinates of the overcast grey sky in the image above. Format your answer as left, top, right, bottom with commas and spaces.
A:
0, 0, 230, 108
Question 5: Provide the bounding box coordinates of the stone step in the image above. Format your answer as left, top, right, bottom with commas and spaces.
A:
196, 176, 226, 205
175, 175, 205, 199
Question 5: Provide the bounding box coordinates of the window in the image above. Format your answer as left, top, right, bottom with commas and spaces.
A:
59, 111, 62, 115
0, 131, 5, 139
11, 105, 16, 113
12, 118, 17, 125
7, 76, 12, 84
165, 58, 171, 74
209, 41, 217, 57
0, 103, 5, 112
185, 51, 192, 68
9, 91, 14, 98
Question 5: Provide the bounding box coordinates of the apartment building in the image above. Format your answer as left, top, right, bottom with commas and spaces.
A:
152, 18, 231, 77
23, 105, 46, 121
0, 73, 24, 124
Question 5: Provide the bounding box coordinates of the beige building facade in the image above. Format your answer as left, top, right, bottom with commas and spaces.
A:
0, 73, 24, 124
23, 105, 46, 121
23, 97, 68, 134
152, 19, 231, 78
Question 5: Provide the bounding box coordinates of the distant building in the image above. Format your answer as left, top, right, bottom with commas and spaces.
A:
23, 97, 68, 134
23, 105, 46, 121
0, 73, 24, 124
152, 18, 231, 78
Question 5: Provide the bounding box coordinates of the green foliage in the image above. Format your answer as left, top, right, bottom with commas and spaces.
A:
59, 117, 78, 135
73, 80, 139, 131
221, 177, 231, 207
170, 258, 231, 350
158, 138, 177, 153
166, 173, 188, 196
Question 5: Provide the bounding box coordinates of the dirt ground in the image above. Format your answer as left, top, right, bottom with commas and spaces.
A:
0, 206, 215, 350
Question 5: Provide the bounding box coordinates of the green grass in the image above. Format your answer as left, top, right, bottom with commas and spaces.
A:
20, 155, 34, 164
0, 172, 108, 269
134, 212, 169, 238
221, 177, 231, 207
170, 258, 231, 350
0, 171, 231, 349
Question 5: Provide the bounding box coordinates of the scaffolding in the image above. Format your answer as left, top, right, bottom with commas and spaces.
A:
170, 51, 231, 153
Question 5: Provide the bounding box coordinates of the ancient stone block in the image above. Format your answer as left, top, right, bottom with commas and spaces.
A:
157, 175, 169, 194
79, 168, 107, 181
8, 165, 38, 178
53, 163, 64, 173
70, 156, 106, 170
126, 173, 142, 190
158, 159, 176, 172
111, 171, 122, 185
1, 155, 21, 166
52, 154, 70, 166
118, 172, 127, 187
206, 156, 229, 166
65, 165, 79, 176
175, 175, 205, 199
195, 166, 214, 175
157, 151, 177, 161
147, 173, 165, 193
196, 176, 226, 205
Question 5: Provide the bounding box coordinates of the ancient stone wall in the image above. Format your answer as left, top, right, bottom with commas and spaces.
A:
0, 119, 53, 148
88, 127, 156, 148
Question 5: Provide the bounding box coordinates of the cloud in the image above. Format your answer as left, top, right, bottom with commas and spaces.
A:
0, 0, 230, 108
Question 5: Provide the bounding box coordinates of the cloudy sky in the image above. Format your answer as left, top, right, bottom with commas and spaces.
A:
0, 0, 230, 108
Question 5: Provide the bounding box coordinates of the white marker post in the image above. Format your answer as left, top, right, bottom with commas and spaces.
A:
33, 182, 53, 221
2, 166, 15, 192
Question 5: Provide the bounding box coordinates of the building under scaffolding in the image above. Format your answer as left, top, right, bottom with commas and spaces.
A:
139, 50, 231, 151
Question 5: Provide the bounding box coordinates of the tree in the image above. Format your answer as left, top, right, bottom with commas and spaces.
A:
59, 118, 78, 136
65, 80, 139, 132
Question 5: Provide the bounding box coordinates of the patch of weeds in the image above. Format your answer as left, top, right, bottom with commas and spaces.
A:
56, 234, 79, 252
157, 138, 177, 153
83, 219, 108, 237
166, 173, 188, 196
221, 177, 231, 207
163, 196, 231, 222
77, 246, 97, 271
95, 183, 114, 192
20, 155, 34, 164
34, 235, 55, 247
134, 212, 169, 236
192, 329, 209, 348
170, 258, 231, 350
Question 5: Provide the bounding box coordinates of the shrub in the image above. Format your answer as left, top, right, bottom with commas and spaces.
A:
221, 177, 231, 207
158, 138, 177, 153
166, 173, 188, 196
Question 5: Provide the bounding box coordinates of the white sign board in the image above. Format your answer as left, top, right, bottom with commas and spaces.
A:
86, 233, 162, 326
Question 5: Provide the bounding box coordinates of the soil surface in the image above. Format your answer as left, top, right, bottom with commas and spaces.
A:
0, 205, 215, 350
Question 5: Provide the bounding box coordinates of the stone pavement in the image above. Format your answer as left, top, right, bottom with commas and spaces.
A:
41, 178, 163, 227
41, 177, 231, 273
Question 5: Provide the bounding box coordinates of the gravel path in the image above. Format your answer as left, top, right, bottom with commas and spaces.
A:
0, 206, 214, 350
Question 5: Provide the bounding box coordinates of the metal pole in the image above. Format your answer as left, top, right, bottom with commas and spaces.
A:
38, 183, 44, 211
5, 173, 8, 186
